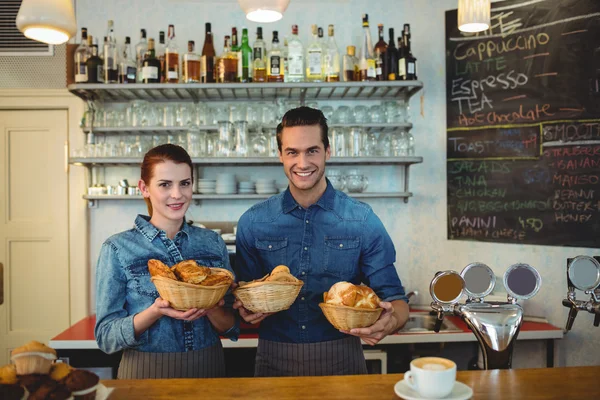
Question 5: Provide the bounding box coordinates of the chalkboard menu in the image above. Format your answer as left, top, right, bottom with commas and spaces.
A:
446, 0, 600, 247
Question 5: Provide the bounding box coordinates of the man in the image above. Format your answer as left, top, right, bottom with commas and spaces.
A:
234, 107, 409, 377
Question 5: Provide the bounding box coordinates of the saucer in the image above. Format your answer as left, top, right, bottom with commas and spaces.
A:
394, 379, 473, 400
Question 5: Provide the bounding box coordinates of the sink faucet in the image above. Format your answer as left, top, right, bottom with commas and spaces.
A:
406, 290, 419, 304
562, 256, 600, 331
429, 262, 541, 370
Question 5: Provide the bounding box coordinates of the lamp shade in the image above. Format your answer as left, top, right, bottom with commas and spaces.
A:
237, 0, 290, 23
458, 0, 491, 33
16, 0, 77, 45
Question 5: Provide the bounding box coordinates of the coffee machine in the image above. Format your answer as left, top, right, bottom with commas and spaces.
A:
562, 255, 600, 331
429, 263, 541, 370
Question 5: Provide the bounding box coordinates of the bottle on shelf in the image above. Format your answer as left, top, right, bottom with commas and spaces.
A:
343, 45, 358, 82
157, 30, 166, 82
141, 38, 161, 84
182, 40, 200, 83
324, 24, 340, 82
135, 29, 148, 83
103, 20, 118, 83
267, 30, 284, 82
217, 35, 237, 83
374, 23, 387, 81
282, 36, 289, 82
239, 28, 253, 82
398, 24, 417, 80
386, 28, 398, 81
118, 36, 137, 83
252, 27, 267, 82
165, 24, 179, 83
201, 22, 216, 83
359, 14, 376, 81
232, 27, 242, 82
286, 24, 304, 83
306, 24, 323, 82
74, 27, 90, 83
86, 36, 104, 84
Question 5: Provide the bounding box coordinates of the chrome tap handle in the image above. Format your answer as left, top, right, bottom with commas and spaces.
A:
562, 299, 578, 331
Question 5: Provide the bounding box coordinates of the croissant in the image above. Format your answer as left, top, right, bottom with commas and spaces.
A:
199, 274, 233, 287
172, 260, 211, 284
148, 259, 177, 280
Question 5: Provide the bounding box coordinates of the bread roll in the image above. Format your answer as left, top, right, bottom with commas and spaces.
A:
325, 282, 357, 307
354, 285, 381, 309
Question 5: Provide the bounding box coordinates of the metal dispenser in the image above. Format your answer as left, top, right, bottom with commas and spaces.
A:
562, 255, 600, 331
430, 263, 541, 370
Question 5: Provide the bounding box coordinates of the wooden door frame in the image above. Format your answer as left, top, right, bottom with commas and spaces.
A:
0, 89, 87, 325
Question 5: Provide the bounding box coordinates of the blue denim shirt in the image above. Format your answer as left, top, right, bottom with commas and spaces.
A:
95, 215, 239, 354
236, 180, 408, 343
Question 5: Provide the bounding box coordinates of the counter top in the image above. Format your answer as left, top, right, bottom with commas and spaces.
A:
50, 314, 563, 350
101, 366, 600, 399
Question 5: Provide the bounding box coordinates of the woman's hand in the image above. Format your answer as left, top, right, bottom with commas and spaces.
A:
152, 297, 224, 322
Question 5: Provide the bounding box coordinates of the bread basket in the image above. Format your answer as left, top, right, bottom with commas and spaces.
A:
151, 268, 233, 310
319, 303, 383, 330
233, 280, 304, 313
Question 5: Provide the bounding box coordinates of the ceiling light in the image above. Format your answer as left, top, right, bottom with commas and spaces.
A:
458, 0, 491, 33
237, 0, 290, 23
16, 0, 77, 45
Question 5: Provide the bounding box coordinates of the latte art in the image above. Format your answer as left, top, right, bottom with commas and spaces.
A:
422, 363, 448, 371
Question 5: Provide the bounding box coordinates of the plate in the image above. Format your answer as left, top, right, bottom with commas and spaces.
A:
394, 379, 473, 400
96, 383, 115, 400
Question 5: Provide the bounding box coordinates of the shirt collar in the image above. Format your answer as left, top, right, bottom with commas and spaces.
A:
281, 179, 336, 213
134, 214, 190, 242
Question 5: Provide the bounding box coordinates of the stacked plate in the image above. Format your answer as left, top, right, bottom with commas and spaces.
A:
255, 178, 278, 194
216, 173, 237, 194
238, 181, 256, 194
197, 179, 216, 194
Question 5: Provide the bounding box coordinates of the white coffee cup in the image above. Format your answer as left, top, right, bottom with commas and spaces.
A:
404, 357, 456, 399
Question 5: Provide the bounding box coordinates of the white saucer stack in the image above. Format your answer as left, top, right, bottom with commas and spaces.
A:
255, 178, 277, 194
216, 173, 237, 194
238, 181, 256, 194
197, 179, 216, 194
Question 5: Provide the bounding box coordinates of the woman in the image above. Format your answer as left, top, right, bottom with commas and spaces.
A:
95, 144, 238, 379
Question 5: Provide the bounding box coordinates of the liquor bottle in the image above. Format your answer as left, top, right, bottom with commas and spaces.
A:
218, 35, 237, 83
141, 38, 161, 84
324, 24, 340, 82
359, 14, 376, 81
165, 24, 179, 83
286, 25, 304, 82
201, 23, 216, 83
252, 27, 267, 82
231, 27, 241, 82
86, 36, 104, 84
374, 24, 387, 81
239, 28, 253, 82
306, 24, 323, 82
282, 36, 289, 82
342, 45, 358, 81
135, 29, 148, 83
182, 40, 200, 83
385, 28, 398, 81
267, 31, 284, 82
118, 36, 137, 83
399, 24, 417, 80
74, 27, 90, 83
103, 20, 118, 83
157, 30, 166, 82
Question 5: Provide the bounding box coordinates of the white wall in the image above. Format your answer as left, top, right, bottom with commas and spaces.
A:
75, 0, 600, 368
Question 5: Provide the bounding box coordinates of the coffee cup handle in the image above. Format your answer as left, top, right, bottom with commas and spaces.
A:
404, 371, 417, 391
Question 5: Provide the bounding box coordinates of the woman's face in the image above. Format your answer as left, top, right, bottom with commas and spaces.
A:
140, 160, 193, 224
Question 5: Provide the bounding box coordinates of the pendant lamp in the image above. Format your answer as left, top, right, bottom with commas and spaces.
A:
237, 0, 290, 23
458, 0, 491, 33
16, 0, 77, 45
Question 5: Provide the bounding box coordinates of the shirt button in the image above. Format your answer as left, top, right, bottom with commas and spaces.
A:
304, 247, 308, 251
301, 271, 306, 275
306, 220, 309, 224
302, 325, 306, 330
301, 297, 305, 300
339, 244, 344, 248
268, 245, 272, 249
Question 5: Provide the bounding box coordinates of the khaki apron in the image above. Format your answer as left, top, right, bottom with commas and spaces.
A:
117, 341, 225, 379
254, 336, 368, 377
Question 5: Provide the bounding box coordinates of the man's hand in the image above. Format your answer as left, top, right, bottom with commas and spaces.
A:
233, 299, 273, 324
152, 297, 224, 322
340, 301, 399, 346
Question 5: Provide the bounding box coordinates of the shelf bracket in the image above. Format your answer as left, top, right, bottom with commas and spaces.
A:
87, 199, 98, 209
404, 165, 411, 204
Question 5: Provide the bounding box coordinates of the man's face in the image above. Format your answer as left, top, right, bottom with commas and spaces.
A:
279, 125, 330, 192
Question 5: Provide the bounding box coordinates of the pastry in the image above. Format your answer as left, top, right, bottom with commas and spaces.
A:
270, 265, 290, 275
0, 364, 17, 384
172, 260, 211, 284
199, 274, 232, 287
11, 341, 57, 375
62, 369, 99, 400
266, 272, 298, 283
49, 362, 74, 381
147, 259, 177, 280
28, 380, 71, 400
0, 383, 27, 400
17, 374, 52, 393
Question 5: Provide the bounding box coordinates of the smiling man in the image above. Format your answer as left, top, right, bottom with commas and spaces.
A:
234, 107, 409, 377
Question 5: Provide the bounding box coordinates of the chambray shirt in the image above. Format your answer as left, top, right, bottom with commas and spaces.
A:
95, 215, 239, 354
236, 180, 408, 343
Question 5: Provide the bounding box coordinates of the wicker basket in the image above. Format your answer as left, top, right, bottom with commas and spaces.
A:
319, 303, 383, 330
233, 280, 304, 313
151, 268, 233, 311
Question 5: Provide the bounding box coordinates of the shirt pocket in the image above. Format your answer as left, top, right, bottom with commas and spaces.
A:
193, 255, 225, 269
125, 259, 160, 298
255, 237, 288, 269
323, 236, 361, 279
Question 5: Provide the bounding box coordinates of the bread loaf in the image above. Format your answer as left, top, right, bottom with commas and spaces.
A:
325, 282, 381, 309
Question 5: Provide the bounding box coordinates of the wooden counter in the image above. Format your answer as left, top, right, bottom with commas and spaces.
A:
102, 366, 599, 399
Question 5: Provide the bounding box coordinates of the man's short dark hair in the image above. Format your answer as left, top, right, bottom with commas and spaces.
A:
276, 106, 329, 152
